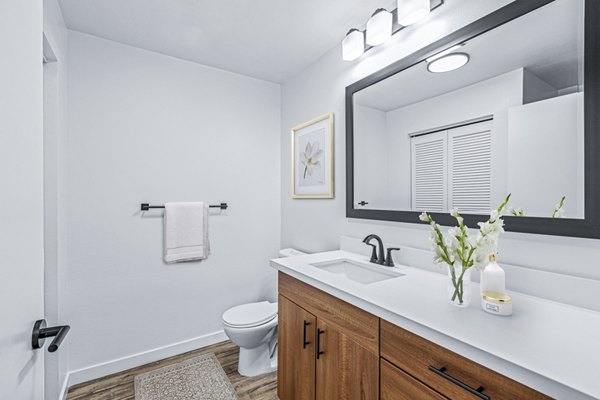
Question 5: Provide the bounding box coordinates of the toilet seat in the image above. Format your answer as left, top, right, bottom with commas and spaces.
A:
222, 301, 278, 328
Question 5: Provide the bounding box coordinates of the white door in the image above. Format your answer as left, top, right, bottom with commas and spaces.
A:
411, 130, 448, 212
410, 120, 492, 213
0, 0, 46, 398
448, 121, 493, 213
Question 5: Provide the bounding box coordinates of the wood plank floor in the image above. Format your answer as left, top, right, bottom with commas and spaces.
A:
67, 340, 278, 400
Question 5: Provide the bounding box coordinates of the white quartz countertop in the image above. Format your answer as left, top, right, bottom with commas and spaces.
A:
271, 250, 600, 400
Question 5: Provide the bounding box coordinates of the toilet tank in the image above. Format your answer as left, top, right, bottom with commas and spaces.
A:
278, 248, 306, 258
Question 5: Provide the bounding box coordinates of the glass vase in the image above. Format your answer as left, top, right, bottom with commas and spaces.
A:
446, 264, 472, 307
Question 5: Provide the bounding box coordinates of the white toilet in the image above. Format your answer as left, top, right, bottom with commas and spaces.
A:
222, 248, 305, 377
222, 301, 278, 377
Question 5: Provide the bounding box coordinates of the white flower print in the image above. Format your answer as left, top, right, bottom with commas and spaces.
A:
301, 141, 323, 179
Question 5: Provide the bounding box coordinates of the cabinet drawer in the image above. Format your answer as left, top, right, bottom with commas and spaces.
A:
381, 320, 553, 400
279, 272, 379, 354
381, 358, 448, 400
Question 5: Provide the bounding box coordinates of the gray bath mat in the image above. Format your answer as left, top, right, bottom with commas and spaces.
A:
134, 353, 238, 400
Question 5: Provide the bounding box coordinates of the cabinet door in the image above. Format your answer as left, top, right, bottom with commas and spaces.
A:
278, 295, 316, 400
315, 319, 378, 400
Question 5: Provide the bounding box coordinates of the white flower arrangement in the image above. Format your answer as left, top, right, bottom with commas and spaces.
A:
419, 194, 511, 305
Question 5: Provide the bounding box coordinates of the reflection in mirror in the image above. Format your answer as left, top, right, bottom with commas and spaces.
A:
353, 0, 584, 219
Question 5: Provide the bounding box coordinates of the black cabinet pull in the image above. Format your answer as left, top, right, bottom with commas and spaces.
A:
316, 328, 325, 359
428, 366, 490, 400
303, 320, 311, 349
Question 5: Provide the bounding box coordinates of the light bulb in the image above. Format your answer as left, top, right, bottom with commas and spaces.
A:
397, 0, 430, 26
342, 29, 365, 61
366, 9, 392, 46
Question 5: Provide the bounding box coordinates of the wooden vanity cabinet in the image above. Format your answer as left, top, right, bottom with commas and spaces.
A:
278, 272, 553, 400
278, 272, 379, 400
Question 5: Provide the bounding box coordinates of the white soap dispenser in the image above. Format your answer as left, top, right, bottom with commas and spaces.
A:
480, 253, 505, 293
481, 253, 512, 316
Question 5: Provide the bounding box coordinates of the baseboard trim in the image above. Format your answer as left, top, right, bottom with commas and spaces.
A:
59, 372, 70, 400
67, 330, 228, 387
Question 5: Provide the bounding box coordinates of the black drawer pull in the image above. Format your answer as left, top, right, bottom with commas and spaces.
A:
316, 328, 325, 359
303, 320, 311, 349
428, 365, 490, 400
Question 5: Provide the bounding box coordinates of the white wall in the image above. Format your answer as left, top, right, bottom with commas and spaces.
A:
353, 105, 388, 208
65, 31, 281, 381
508, 92, 584, 218
523, 68, 558, 103
43, 0, 70, 398
0, 0, 45, 399
280, 0, 600, 300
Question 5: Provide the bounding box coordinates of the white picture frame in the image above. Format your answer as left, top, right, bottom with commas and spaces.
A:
291, 113, 334, 198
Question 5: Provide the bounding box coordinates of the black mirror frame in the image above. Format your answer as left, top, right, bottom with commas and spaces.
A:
346, 0, 600, 239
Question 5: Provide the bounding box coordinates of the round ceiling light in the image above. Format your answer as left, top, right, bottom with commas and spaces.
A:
427, 53, 470, 73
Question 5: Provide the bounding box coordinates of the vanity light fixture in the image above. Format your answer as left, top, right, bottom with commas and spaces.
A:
366, 9, 393, 46
397, 0, 431, 26
427, 53, 470, 73
341, 0, 444, 62
342, 29, 365, 61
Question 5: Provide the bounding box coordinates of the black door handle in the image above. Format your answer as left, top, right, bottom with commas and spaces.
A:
32, 319, 70, 353
428, 365, 490, 400
316, 328, 325, 359
303, 320, 311, 349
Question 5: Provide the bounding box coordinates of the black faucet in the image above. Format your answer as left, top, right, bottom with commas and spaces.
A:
363, 234, 386, 265
363, 235, 401, 267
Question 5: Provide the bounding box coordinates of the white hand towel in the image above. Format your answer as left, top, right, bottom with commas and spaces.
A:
164, 202, 210, 263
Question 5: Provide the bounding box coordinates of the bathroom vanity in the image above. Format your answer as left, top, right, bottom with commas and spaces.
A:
272, 249, 600, 400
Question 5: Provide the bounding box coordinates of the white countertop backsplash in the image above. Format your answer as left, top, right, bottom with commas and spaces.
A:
271, 238, 600, 400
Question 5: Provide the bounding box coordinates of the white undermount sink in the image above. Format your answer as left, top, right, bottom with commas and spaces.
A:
310, 259, 404, 284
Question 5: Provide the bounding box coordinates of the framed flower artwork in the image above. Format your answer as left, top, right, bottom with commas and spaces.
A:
291, 113, 334, 198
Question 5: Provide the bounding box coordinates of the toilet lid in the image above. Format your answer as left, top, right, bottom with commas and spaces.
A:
222, 301, 278, 328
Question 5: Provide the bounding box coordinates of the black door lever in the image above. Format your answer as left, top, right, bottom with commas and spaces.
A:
32, 319, 70, 352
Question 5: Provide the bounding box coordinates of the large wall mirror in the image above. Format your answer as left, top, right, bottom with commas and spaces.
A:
346, 0, 600, 238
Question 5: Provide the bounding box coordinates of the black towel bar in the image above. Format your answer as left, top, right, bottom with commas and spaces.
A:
141, 203, 228, 211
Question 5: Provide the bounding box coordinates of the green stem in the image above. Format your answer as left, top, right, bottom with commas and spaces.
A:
450, 266, 468, 304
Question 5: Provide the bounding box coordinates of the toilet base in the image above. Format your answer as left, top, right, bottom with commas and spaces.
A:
238, 342, 277, 377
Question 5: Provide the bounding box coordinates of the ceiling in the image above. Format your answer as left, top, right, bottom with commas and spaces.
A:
58, 0, 393, 83
355, 0, 584, 111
